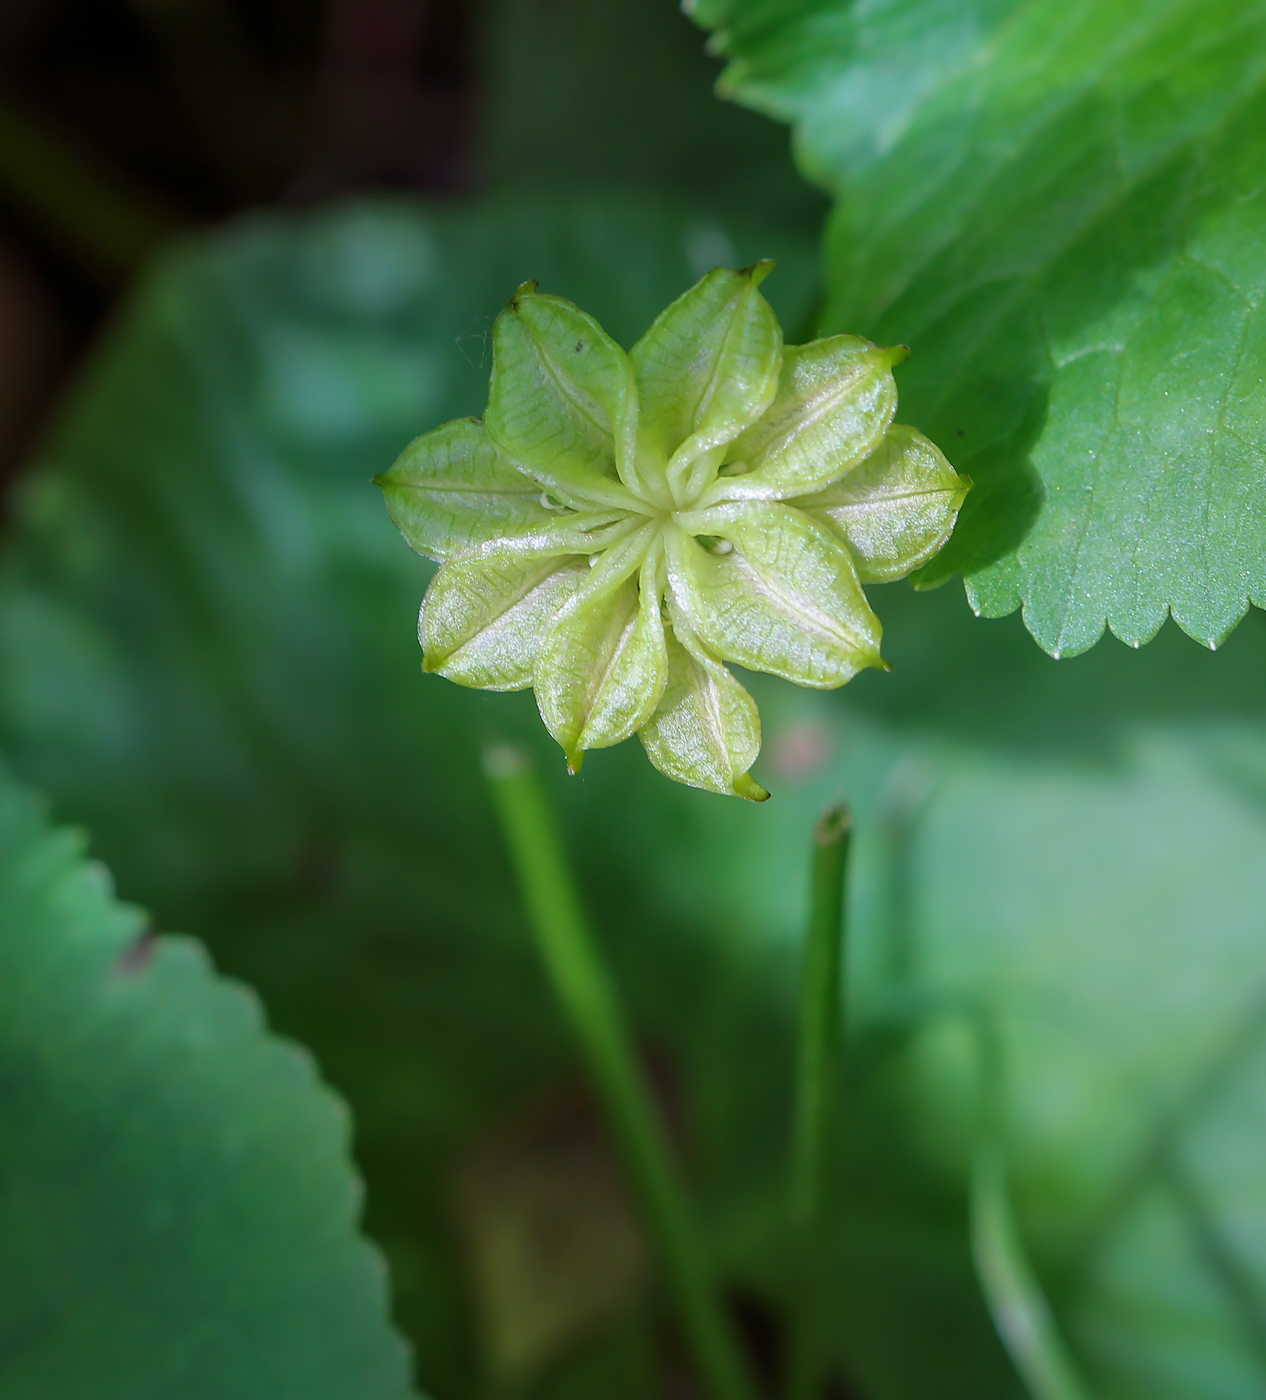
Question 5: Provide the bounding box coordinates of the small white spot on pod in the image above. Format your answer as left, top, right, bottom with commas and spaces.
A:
588, 554, 600, 567
713, 539, 734, 555
1053, 649, 1062, 660
1133, 641, 1140, 649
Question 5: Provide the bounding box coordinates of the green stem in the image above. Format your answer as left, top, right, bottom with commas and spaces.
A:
484, 745, 757, 1400
971, 1148, 1091, 1400
786, 805, 851, 1400
970, 1015, 1091, 1400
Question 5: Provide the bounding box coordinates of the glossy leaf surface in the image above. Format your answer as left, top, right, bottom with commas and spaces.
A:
693, 0, 1266, 657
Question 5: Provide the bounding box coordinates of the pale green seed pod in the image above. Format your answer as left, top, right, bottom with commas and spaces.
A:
377, 265, 968, 799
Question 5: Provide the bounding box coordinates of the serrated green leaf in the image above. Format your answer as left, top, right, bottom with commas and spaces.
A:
694, 0, 1266, 656
667, 503, 883, 684
794, 424, 969, 583
0, 766, 417, 1400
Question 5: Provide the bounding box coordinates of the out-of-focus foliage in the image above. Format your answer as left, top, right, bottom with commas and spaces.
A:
0, 765, 416, 1400
692, 0, 1266, 659
4, 193, 1266, 1400
477, 0, 825, 229
671, 605, 1266, 1399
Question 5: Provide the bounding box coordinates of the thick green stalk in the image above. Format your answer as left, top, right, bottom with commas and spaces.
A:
789, 805, 851, 1227
787, 804, 851, 1400
484, 746, 756, 1400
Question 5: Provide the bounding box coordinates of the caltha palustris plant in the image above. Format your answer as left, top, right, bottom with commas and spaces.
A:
377, 262, 967, 799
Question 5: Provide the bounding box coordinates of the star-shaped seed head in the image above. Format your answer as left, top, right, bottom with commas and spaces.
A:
378, 263, 968, 800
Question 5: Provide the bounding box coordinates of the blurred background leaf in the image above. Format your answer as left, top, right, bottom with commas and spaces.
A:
693, 0, 1266, 658
0, 764, 416, 1400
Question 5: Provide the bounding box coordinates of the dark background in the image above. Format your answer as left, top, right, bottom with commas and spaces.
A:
0, 0, 824, 496
0, 0, 471, 485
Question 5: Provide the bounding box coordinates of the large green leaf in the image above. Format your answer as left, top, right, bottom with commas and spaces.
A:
0, 767, 416, 1400
692, 0, 1266, 658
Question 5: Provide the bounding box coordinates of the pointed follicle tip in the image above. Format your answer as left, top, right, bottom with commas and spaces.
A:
740, 259, 776, 287
735, 773, 770, 802
565, 751, 584, 777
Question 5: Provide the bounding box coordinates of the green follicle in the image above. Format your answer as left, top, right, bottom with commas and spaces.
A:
379, 263, 968, 798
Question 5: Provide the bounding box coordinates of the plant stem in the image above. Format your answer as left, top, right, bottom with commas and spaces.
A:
971, 1147, 1090, 1400
787, 804, 851, 1400
970, 1016, 1091, 1400
484, 745, 757, 1400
